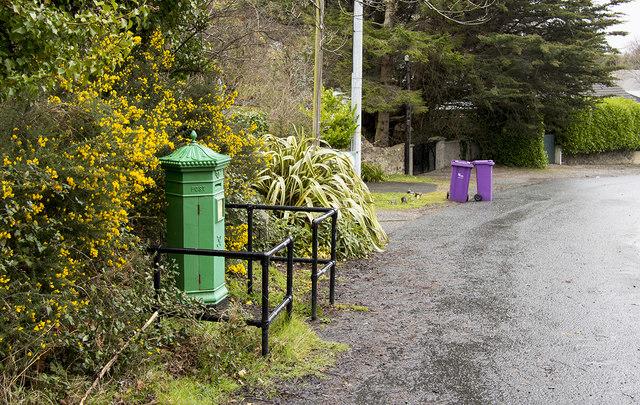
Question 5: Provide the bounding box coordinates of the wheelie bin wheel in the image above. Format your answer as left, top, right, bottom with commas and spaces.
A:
446, 192, 450, 200
474, 194, 482, 202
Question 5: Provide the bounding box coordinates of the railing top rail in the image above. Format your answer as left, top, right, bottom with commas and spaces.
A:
264, 236, 293, 257
148, 239, 291, 260
312, 209, 337, 225
226, 203, 338, 214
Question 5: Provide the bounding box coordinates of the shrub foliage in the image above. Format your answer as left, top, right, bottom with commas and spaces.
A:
254, 134, 387, 259
560, 97, 640, 155
319, 89, 357, 150
0, 0, 149, 99
493, 119, 548, 168
361, 162, 386, 183
0, 32, 264, 399
474, 112, 548, 168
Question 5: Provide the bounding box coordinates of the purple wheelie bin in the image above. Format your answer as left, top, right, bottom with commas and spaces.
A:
447, 160, 473, 203
472, 160, 495, 201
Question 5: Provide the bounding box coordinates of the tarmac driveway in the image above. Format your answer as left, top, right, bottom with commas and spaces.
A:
271, 172, 640, 404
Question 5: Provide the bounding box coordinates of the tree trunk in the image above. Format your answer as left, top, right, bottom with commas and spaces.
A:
374, 0, 396, 147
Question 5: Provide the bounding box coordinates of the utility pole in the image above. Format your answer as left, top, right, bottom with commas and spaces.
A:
312, 0, 325, 142
350, 0, 363, 176
404, 54, 413, 175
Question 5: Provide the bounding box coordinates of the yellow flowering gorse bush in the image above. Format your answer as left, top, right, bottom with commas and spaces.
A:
0, 31, 265, 379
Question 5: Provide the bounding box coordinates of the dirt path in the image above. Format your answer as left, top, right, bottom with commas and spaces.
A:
262, 166, 640, 404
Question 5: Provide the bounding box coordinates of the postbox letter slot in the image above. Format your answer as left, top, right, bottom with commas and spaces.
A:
216, 197, 224, 222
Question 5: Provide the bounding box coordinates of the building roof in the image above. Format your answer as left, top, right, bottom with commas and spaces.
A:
592, 70, 640, 102
613, 70, 640, 92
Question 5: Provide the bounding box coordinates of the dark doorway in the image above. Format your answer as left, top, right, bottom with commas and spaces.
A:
413, 142, 437, 174
544, 133, 555, 164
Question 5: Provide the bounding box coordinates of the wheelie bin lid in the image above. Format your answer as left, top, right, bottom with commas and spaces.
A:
472, 160, 495, 166
451, 160, 473, 168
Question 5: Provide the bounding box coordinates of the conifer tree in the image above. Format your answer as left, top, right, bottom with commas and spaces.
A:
325, 0, 627, 161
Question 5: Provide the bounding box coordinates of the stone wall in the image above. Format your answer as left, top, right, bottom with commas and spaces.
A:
435, 140, 462, 170
361, 138, 482, 174
362, 139, 405, 174
564, 150, 640, 165
462, 141, 481, 162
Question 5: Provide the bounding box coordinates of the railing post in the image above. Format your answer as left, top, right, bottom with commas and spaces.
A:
153, 252, 161, 302
329, 210, 337, 305
286, 238, 294, 318
247, 205, 254, 294
261, 256, 270, 356
311, 221, 319, 321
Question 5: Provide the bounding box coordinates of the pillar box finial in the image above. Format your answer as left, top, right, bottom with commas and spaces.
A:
159, 135, 231, 305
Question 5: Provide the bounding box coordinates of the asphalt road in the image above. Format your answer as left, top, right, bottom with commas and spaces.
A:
272, 174, 640, 404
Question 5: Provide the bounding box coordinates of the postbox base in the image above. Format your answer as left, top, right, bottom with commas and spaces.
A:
186, 284, 229, 306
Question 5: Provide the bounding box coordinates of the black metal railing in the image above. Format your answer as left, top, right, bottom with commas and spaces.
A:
226, 203, 338, 320
148, 236, 294, 356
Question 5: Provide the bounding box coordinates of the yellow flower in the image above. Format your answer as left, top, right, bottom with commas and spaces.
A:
227, 263, 247, 276
45, 167, 59, 179
1, 181, 14, 199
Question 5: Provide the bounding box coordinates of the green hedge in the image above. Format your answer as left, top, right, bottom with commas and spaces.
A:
493, 119, 547, 168
475, 116, 548, 168
561, 97, 640, 155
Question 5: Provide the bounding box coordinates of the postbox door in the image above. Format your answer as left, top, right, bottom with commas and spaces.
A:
196, 196, 215, 291
180, 196, 199, 292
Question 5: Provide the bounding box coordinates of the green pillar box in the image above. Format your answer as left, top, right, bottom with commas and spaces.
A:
160, 131, 231, 305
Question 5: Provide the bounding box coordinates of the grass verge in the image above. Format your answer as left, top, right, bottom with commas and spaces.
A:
370, 174, 449, 210
371, 191, 447, 210
384, 174, 441, 184
87, 266, 347, 404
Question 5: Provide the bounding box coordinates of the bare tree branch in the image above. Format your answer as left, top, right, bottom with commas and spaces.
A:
419, 0, 495, 25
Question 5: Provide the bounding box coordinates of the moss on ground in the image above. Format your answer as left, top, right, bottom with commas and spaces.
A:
89, 266, 347, 404
334, 303, 370, 312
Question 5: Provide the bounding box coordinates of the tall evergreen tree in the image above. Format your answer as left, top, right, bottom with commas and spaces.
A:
463, 0, 626, 127
325, 0, 627, 161
324, 1, 471, 146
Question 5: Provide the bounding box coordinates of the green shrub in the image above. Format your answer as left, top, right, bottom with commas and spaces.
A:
320, 89, 357, 150
474, 114, 548, 168
361, 162, 386, 183
0, 34, 265, 401
231, 109, 269, 136
254, 133, 387, 259
0, 0, 149, 99
492, 119, 548, 168
560, 97, 640, 154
